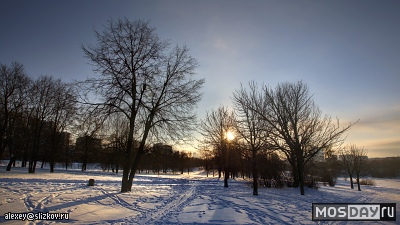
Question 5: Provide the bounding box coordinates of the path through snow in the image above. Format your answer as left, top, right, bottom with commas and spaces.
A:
0, 166, 399, 224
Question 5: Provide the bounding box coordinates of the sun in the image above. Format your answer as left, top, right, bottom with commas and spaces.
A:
226, 131, 235, 141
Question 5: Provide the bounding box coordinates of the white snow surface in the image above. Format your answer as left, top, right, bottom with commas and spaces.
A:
0, 165, 399, 225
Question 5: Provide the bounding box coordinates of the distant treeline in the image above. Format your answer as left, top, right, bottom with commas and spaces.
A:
365, 157, 400, 178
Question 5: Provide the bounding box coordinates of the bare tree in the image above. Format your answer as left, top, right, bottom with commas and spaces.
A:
47, 81, 77, 172
353, 147, 367, 191
232, 82, 272, 196
339, 145, 356, 189
74, 105, 107, 171
339, 144, 368, 191
26, 76, 61, 173
199, 106, 236, 187
199, 145, 213, 177
0, 62, 30, 162
81, 18, 204, 192
249, 81, 355, 195
104, 113, 129, 173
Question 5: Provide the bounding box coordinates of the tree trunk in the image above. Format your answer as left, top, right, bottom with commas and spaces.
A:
252, 151, 258, 196
29, 158, 37, 173
122, 112, 153, 193
50, 129, 58, 173
121, 157, 131, 192
298, 164, 305, 195
356, 173, 361, 191
299, 169, 304, 195
22, 150, 28, 167
82, 161, 87, 171
224, 169, 229, 188
297, 152, 305, 195
121, 174, 130, 192
121, 111, 136, 193
21, 156, 27, 167
50, 148, 55, 172
291, 162, 299, 188
28, 161, 33, 173
126, 148, 145, 192
6, 156, 16, 171
349, 174, 354, 189
50, 161, 55, 173
0, 146, 5, 161
28, 151, 37, 173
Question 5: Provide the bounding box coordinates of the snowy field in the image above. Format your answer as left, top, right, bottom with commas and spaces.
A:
0, 165, 399, 224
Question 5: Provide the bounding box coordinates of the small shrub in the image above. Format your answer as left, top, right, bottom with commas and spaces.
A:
274, 177, 286, 188
321, 174, 337, 187
305, 176, 319, 189
360, 179, 375, 186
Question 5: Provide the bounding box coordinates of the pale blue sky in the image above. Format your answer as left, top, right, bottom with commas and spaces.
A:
1, 0, 399, 157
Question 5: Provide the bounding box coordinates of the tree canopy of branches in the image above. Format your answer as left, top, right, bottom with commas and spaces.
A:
81, 18, 204, 192
0, 62, 30, 160
238, 81, 356, 195
233, 82, 272, 195
27, 76, 77, 173
1, 62, 77, 173
199, 106, 236, 188
339, 144, 368, 191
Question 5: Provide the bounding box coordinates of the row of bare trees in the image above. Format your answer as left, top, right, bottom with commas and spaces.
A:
366, 157, 400, 178
1, 18, 204, 194
0, 62, 77, 173
200, 81, 356, 195
3, 17, 368, 197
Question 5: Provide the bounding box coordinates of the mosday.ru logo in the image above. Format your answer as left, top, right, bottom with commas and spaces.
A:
312, 203, 396, 221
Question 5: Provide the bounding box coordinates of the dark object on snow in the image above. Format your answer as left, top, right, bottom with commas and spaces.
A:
88, 179, 95, 186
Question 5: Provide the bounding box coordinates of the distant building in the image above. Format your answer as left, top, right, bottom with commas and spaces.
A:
313, 147, 338, 162
151, 143, 174, 173
75, 135, 102, 170
75, 136, 102, 161
314, 149, 325, 162
75, 136, 102, 150
58, 131, 71, 152
153, 143, 173, 156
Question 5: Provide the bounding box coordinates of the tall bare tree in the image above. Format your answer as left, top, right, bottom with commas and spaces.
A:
74, 97, 115, 171
340, 144, 367, 191
353, 146, 367, 191
81, 18, 204, 192
199, 145, 213, 177
247, 81, 355, 195
105, 113, 130, 173
199, 106, 236, 187
339, 145, 356, 189
27, 76, 61, 173
0, 62, 30, 161
232, 82, 272, 196
47, 81, 77, 172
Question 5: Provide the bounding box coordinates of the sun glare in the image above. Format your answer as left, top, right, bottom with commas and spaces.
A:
226, 131, 235, 141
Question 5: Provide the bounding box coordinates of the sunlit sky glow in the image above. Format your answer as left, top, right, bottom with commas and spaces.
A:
1, 0, 399, 158
226, 131, 235, 142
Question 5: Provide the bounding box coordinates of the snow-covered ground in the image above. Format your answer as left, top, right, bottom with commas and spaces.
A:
0, 165, 399, 224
